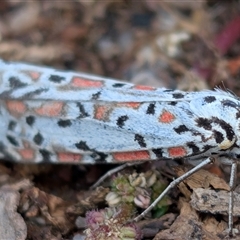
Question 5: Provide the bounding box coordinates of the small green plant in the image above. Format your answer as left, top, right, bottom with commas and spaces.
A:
85, 206, 142, 240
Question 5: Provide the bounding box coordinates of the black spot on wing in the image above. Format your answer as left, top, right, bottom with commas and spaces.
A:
152, 148, 163, 158
22, 88, 48, 98
33, 132, 44, 145
187, 142, 200, 154
49, 75, 65, 83
134, 134, 146, 148
117, 115, 129, 128
196, 117, 235, 143
8, 121, 17, 130
163, 89, 174, 92
112, 83, 126, 88
92, 91, 101, 100
172, 93, 184, 99
221, 100, 238, 108
174, 125, 189, 134
26, 116, 35, 126
236, 111, 240, 119
76, 103, 89, 118
204, 96, 216, 103
91, 152, 108, 162
203, 145, 213, 152
9, 76, 27, 88
146, 103, 155, 115
212, 117, 235, 142
39, 149, 52, 162
169, 101, 177, 106
75, 141, 90, 151
195, 118, 212, 130
7, 135, 19, 146
58, 119, 72, 127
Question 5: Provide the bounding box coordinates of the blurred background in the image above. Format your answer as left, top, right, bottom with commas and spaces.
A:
0, 1, 239, 93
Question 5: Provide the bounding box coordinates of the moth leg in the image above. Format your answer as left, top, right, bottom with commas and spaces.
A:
228, 159, 237, 236
133, 156, 214, 222
90, 161, 144, 190
219, 157, 238, 236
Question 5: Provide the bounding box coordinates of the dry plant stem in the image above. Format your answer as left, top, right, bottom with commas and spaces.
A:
90, 162, 144, 190
228, 160, 237, 236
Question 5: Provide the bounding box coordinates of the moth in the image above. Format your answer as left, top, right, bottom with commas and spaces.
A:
0, 59, 238, 235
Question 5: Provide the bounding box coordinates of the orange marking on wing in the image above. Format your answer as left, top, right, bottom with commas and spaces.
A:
159, 110, 175, 123
58, 152, 82, 163
113, 151, 150, 162
29, 71, 41, 81
6, 100, 26, 116
71, 77, 103, 88
133, 85, 155, 90
22, 71, 41, 81
35, 101, 63, 117
18, 149, 35, 161
168, 147, 187, 158
117, 102, 141, 109
94, 105, 110, 120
